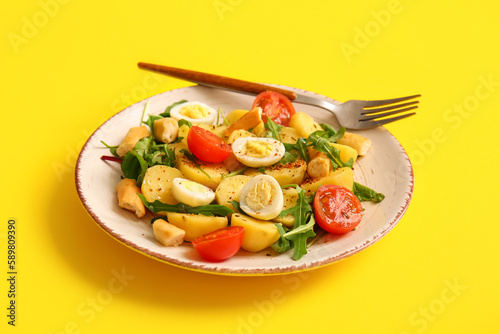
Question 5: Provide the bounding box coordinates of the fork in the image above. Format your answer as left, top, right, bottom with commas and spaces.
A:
138, 62, 419, 130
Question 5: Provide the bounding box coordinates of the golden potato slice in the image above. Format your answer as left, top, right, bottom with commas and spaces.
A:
244, 159, 307, 186
165, 212, 228, 242
300, 167, 353, 196
230, 213, 280, 252
272, 187, 298, 228
141, 165, 183, 204
176, 153, 230, 190
215, 175, 251, 211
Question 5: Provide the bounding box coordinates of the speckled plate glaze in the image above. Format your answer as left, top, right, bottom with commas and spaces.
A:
75, 85, 414, 276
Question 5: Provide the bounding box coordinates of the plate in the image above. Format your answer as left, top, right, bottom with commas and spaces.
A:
75, 85, 414, 276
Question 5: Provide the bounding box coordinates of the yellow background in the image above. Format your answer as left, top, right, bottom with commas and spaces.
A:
2, 0, 499, 333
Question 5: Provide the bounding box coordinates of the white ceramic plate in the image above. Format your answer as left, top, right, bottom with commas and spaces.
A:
75, 85, 414, 276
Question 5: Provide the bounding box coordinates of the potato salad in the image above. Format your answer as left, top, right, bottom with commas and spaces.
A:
102, 92, 385, 262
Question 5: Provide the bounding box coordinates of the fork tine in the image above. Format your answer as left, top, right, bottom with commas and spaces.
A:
362, 101, 419, 115
360, 94, 421, 108
361, 112, 416, 127
360, 105, 419, 121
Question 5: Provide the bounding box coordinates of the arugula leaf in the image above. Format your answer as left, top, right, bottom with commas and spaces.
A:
294, 137, 310, 163
272, 224, 292, 253
216, 107, 229, 126
285, 214, 316, 261
178, 119, 192, 128
222, 166, 249, 179
308, 131, 353, 169
159, 99, 187, 117
140, 99, 151, 126
229, 200, 246, 215
319, 124, 346, 143
101, 141, 119, 157
277, 151, 298, 165
353, 182, 385, 203
272, 185, 316, 260
264, 117, 283, 141
282, 137, 309, 163
138, 194, 234, 216
121, 150, 148, 186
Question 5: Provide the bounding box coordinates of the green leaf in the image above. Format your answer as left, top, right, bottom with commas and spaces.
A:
101, 141, 119, 157
121, 150, 148, 186
140, 99, 151, 126
287, 227, 316, 260
294, 137, 310, 163
272, 185, 316, 260
277, 151, 298, 165
271, 224, 292, 253
138, 194, 234, 216
160, 99, 188, 117
353, 182, 385, 203
178, 119, 192, 128
308, 131, 353, 169
264, 117, 283, 141
216, 107, 229, 126
221, 166, 249, 179
319, 124, 346, 143
229, 200, 246, 215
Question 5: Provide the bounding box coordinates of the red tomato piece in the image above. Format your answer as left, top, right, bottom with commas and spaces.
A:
192, 226, 245, 262
187, 126, 232, 163
252, 91, 295, 126
313, 185, 363, 234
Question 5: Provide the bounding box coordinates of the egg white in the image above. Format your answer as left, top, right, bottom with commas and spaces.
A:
171, 178, 215, 207
231, 137, 286, 168
170, 101, 217, 125
239, 175, 284, 220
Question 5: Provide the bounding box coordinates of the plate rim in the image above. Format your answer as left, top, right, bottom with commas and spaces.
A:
75, 85, 414, 276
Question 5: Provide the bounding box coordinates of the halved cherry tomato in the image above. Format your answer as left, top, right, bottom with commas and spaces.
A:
192, 226, 245, 262
187, 126, 232, 163
252, 91, 295, 126
313, 185, 363, 234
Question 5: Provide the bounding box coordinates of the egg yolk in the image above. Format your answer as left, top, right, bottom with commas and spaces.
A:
243, 140, 273, 158
245, 180, 274, 211
182, 180, 207, 193
179, 105, 210, 119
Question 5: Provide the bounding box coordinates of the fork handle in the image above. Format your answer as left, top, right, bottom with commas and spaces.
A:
137, 62, 297, 101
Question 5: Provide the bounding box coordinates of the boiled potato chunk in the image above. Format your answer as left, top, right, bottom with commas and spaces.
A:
300, 167, 354, 196
272, 187, 298, 228
165, 212, 228, 242
197, 123, 227, 139
153, 219, 185, 247
289, 112, 322, 138
176, 153, 230, 190
338, 132, 372, 156
168, 141, 188, 159
227, 129, 255, 145
215, 175, 251, 211
230, 214, 280, 252
307, 143, 358, 164
225, 109, 248, 124
178, 124, 190, 146
244, 159, 307, 186
141, 165, 183, 204
280, 127, 301, 144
